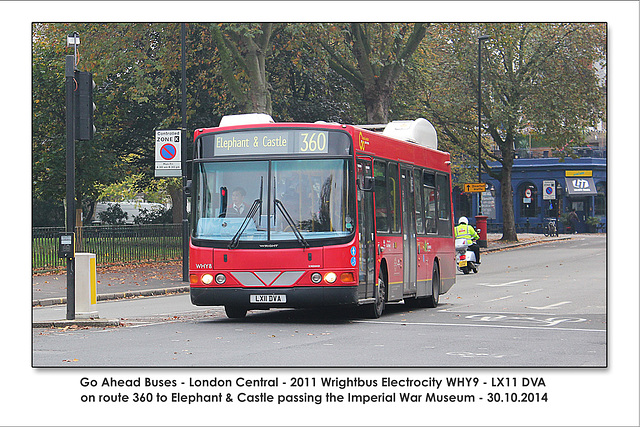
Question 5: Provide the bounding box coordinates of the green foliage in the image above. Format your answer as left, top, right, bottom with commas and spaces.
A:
32, 22, 606, 237
409, 23, 606, 239
319, 23, 428, 123
269, 24, 363, 123
98, 203, 128, 225
133, 206, 173, 224
97, 173, 172, 204
32, 199, 65, 227
585, 216, 601, 227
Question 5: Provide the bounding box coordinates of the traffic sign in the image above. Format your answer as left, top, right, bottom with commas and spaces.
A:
464, 183, 487, 193
155, 130, 181, 177
543, 180, 556, 200
160, 143, 177, 160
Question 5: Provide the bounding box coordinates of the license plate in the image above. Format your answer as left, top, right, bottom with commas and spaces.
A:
458, 260, 467, 267
250, 294, 286, 303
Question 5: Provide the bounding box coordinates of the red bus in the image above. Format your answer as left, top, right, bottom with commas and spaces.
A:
189, 114, 455, 318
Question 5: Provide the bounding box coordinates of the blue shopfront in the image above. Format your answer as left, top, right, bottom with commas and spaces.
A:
455, 157, 606, 234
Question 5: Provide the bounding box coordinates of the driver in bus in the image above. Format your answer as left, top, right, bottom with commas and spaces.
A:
455, 216, 480, 264
228, 187, 247, 217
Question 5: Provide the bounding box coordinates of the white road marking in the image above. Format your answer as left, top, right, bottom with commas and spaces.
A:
527, 301, 572, 310
481, 279, 532, 287
353, 319, 604, 332
485, 295, 513, 302
522, 288, 543, 294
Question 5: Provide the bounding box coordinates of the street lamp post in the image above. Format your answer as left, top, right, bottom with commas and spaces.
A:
477, 34, 490, 215
474, 34, 490, 248
181, 23, 189, 283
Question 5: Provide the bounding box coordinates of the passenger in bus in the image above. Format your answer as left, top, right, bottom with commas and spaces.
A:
227, 187, 247, 217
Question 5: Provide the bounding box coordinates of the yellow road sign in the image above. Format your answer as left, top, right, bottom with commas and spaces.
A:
464, 183, 487, 193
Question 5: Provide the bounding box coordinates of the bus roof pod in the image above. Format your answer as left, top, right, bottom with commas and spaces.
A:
382, 118, 438, 150
219, 113, 275, 128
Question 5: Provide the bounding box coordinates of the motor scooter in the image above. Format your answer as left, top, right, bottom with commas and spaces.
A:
455, 238, 478, 274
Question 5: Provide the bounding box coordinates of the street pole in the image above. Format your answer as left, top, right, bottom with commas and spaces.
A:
477, 34, 490, 216
181, 23, 189, 282
65, 53, 76, 320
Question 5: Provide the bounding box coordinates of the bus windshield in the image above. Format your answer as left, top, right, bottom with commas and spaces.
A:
193, 159, 355, 245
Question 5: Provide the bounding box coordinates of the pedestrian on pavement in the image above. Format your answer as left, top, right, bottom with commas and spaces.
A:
568, 209, 579, 234
455, 216, 481, 263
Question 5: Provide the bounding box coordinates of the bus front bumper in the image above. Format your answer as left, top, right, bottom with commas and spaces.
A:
190, 286, 359, 309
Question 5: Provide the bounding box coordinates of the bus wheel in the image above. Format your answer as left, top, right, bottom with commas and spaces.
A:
225, 306, 247, 319
424, 264, 440, 308
368, 270, 387, 318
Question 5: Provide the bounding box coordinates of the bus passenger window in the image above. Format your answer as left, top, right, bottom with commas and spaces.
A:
388, 163, 401, 233
423, 171, 437, 234
374, 160, 389, 232
414, 169, 425, 234
436, 173, 452, 236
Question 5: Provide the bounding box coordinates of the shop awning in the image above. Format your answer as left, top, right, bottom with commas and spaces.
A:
564, 177, 597, 195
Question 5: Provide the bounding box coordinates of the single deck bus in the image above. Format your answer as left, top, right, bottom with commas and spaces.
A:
188, 114, 455, 318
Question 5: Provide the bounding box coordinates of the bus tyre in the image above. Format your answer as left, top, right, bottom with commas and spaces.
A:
368, 271, 387, 318
225, 306, 247, 319
424, 264, 440, 308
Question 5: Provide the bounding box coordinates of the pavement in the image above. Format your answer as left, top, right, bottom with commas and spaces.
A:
32, 233, 573, 327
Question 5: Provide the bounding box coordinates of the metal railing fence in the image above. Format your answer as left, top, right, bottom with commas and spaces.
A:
33, 224, 182, 271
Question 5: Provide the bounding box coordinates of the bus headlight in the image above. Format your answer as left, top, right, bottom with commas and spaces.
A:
324, 272, 337, 283
215, 273, 227, 285
201, 274, 214, 285
310, 272, 322, 284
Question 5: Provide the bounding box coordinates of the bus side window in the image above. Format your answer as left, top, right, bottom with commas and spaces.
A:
436, 173, 452, 236
423, 171, 437, 234
388, 163, 401, 234
414, 168, 425, 234
374, 160, 389, 233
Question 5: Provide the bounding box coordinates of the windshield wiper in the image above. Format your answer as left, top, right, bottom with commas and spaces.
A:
274, 199, 309, 248
228, 199, 262, 249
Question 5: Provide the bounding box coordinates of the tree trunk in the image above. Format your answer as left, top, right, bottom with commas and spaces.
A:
212, 23, 273, 115
245, 46, 272, 114
363, 84, 391, 123
500, 165, 518, 241
169, 186, 183, 224
244, 24, 273, 114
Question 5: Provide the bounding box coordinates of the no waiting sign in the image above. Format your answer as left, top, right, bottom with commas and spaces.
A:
155, 130, 182, 177
543, 180, 556, 200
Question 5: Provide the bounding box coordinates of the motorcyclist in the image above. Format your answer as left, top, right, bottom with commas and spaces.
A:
454, 216, 480, 264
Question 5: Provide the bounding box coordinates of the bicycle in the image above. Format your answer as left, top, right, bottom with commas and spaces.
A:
543, 218, 558, 237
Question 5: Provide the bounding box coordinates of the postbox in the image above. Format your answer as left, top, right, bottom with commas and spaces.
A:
475, 215, 488, 248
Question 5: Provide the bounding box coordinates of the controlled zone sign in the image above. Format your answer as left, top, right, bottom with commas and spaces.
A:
464, 183, 487, 193
543, 180, 556, 200
155, 130, 181, 177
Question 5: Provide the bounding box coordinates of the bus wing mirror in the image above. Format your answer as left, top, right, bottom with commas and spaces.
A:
184, 180, 192, 197
362, 176, 375, 192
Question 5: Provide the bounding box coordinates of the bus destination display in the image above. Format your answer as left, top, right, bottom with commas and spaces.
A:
213, 130, 329, 156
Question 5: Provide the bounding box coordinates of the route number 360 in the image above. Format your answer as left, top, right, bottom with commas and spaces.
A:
300, 132, 327, 152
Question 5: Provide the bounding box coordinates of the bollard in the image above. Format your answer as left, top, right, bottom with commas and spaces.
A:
75, 253, 99, 319
474, 215, 488, 248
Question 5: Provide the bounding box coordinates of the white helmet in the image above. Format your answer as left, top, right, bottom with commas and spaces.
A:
458, 216, 469, 225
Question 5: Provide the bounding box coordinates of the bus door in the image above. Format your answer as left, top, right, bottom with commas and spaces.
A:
356, 158, 375, 300
401, 167, 417, 295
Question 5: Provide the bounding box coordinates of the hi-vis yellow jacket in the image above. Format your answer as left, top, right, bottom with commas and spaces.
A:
454, 224, 479, 241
